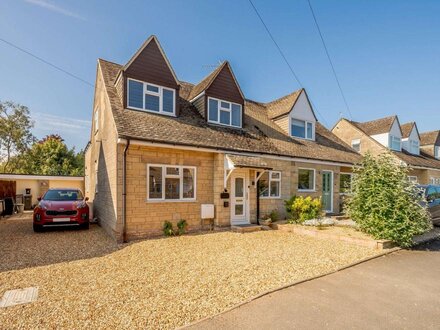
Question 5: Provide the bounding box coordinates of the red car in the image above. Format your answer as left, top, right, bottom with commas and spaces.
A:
33, 188, 90, 232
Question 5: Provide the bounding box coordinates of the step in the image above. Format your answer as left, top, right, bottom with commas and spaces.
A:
231, 224, 262, 233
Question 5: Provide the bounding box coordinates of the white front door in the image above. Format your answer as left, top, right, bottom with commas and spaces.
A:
230, 171, 249, 225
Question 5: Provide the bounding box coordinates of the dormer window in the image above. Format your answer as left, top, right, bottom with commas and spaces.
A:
127, 78, 175, 116
208, 97, 242, 128
389, 135, 401, 151
409, 140, 420, 154
435, 146, 440, 159
291, 119, 314, 140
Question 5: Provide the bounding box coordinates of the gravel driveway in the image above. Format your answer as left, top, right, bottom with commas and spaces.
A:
0, 216, 380, 329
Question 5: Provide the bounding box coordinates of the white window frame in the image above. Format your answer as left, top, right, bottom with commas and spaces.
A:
94, 108, 99, 134
289, 118, 315, 140
435, 146, 440, 160
127, 78, 176, 116
297, 168, 316, 192
147, 164, 197, 202
351, 139, 361, 152
339, 172, 353, 195
257, 170, 282, 199
207, 96, 242, 128
389, 135, 402, 151
409, 140, 419, 154
408, 176, 418, 183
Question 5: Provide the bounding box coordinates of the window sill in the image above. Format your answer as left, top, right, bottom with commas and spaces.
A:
145, 199, 197, 203
259, 196, 282, 199
290, 136, 314, 141
127, 106, 176, 117
297, 189, 316, 193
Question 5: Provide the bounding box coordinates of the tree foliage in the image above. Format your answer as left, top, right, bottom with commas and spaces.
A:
15, 134, 84, 176
346, 153, 432, 247
0, 101, 35, 172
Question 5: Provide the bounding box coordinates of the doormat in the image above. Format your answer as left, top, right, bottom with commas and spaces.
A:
0, 287, 38, 308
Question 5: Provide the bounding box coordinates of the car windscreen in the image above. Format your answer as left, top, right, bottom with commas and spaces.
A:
43, 190, 84, 201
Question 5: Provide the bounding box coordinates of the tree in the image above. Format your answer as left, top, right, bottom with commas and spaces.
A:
346, 152, 432, 247
0, 101, 35, 172
18, 135, 84, 176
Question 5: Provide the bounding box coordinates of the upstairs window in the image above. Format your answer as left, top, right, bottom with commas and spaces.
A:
291, 119, 314, 140
208, 97, 242, 128
389, 135, 401, 151
351, 139, 361, 152
258, 171, 281, 198
94, 108, 99, 133
127, 78, 175, 116
410, 140, 420, 154
435, 146, 440, 160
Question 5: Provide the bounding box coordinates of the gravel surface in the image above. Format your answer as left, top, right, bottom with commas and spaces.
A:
0, 218, 380, 329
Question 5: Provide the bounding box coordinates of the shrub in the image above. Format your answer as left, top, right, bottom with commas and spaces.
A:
269, 209, 279, 222
176, 219, 188, 235
163, 221, 174, 236
284, 195, 297, 219
288, 196, 323, 224
346, 153, 432, 247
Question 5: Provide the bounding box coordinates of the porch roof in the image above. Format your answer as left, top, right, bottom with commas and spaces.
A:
226, 154, 273, 170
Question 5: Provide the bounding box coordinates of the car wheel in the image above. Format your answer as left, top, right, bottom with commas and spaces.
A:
33, 224, 43, 232
81, 222, 90, 230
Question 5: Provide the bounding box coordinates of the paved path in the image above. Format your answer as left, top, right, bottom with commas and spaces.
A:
190, 240, 440, 330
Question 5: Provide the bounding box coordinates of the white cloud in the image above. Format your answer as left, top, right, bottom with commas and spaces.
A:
25, 0, 85, 20
32, 112, 90, 133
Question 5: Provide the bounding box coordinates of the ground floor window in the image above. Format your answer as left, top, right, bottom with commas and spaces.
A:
430, 177, 440, 185
147, 165, 196, 201
340, 173, 353, 194
298, 168, 315, 191
258, 171, 281, 198
408, 176, 418, 183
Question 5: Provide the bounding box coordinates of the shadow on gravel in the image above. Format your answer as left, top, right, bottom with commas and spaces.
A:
0, 216, 119, 273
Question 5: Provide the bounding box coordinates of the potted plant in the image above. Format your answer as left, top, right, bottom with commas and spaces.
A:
260, 214, 272, 226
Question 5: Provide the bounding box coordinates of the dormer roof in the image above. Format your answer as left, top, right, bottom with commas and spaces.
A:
401, 122, 420, 140
351, 115, 401, 136
188, 61, 245, 102
420, 130, 440, 146
265, 89, 303, 120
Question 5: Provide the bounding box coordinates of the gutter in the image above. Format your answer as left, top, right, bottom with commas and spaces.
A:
122, 139, 130, 243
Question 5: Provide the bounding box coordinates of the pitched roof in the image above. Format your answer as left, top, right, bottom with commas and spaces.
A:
400, 122, 415, 139
226, 155, 273, 170
420, 130, 440, 146
98, 59, 361, 165
265, 89, 303, 120
392, 149, 440, 171
350, 116, 399, 136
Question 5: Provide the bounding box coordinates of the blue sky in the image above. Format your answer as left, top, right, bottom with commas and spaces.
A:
1, 0, 439, 150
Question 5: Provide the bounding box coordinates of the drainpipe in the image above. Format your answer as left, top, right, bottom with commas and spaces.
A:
122, 139, 130, 243
256, 179, 260, 225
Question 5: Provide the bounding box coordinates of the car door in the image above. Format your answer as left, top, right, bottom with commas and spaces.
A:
426, 187, 440, 223
432, 187, 440, 221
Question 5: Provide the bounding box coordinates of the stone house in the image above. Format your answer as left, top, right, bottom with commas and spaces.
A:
332, 116, 440, 184
84, 35, 361, 241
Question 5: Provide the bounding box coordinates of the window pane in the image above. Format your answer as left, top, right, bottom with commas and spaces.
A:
235, 204, 244, 216
292, 119, 306, 138
162, 89, 174, 113
208, 99, 218, 122
146, 84, 159, 93
128, 80, 143, 108
306, 122, 313, 139
235, 177, 244, 197
166, 167, 179, 176
165, 177, 180, 199
220, 110, 230, 125
231, 104, 241, 127
258, 172, 269, 197
340, 174, 352, 194
270, 172, 280, 180
149, 167, 162, 199
145, 94, 160, 112
220, 101, 230, 109
183, 168, 195, 199
298, 169, 314, 190
270, 181, 280, 197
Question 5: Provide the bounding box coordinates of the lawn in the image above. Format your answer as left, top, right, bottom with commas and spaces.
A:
0, 218, 380, 329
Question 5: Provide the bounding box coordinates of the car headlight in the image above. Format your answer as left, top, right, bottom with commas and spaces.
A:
76, 201, 87, 209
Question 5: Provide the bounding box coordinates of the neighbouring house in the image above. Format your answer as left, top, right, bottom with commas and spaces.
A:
420, 130, 440, 184
0, 173, 84, 210
332, 116, 440, 184
84, 35, 361, 241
